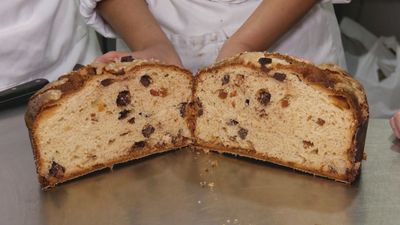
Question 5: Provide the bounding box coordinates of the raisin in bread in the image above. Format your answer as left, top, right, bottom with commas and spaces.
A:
25, 57, 193, 189
26, 52, 368, 189
193, 52, 368, 183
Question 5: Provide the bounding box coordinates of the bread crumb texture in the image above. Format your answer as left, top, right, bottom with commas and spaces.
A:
26, 52, 368, 189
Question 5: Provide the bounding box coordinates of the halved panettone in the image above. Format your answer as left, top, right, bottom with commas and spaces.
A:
25, 57, 193, 189
25, 52, 369, 189
193, 52, 368, 183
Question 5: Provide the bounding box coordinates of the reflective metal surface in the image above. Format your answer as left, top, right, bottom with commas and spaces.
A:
1, 106, 399, 225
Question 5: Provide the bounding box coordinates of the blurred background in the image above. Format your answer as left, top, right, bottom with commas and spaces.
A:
335, 0, 400, 40
334, 0, 400, 118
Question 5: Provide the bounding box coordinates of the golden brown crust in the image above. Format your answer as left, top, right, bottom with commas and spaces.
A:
25, 66, 100, 130
198, 52, 368, 120
25, 61, 192, 128
195, 141, 353, 183
26, 51, 369, 188
41, 141, 191, 189
194, 51, 369, 183
25, 59, 193, 189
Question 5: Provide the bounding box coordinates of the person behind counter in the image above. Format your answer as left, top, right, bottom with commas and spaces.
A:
0, 0, 101, 91
80, 0, 350, 73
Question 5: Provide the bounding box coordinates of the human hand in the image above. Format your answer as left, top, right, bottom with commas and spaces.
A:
216, 39, 252, 62
390, 112, 400, 139
96, 0, 182, 67
215, 0, 317, 62
94, 44, 182, 67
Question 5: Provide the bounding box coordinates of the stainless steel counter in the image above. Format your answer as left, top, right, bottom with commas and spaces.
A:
1, 105, 400, 225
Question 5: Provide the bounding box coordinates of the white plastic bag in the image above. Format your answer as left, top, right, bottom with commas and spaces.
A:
340, 17, 400, 118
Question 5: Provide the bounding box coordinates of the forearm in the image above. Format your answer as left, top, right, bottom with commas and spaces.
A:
97, 0, 173, 51
96, 0, 181, 66
228, 0, 317, 51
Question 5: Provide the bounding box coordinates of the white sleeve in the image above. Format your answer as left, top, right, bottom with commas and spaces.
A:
79, 0, 118, 38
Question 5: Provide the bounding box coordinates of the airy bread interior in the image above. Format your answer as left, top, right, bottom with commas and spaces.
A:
194, 64, 356, 180
26, 52, 368, 189
30, 63, 193, 187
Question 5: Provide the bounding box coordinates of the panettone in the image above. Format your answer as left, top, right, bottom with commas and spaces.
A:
25, 53, 369, 189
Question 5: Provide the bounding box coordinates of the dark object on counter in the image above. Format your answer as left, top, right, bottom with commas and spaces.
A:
0, 79, 49, 110
0, 64, 85, 110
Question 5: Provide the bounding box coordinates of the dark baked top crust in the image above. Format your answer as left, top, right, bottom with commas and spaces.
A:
195, 52, 369, 182
198, 52, 368, 124
25, 52, 369, 187
25, 60, 193, 130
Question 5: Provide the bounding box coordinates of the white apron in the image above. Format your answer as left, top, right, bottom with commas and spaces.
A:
0, 0, 101, 90
81, 0, 349, 73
